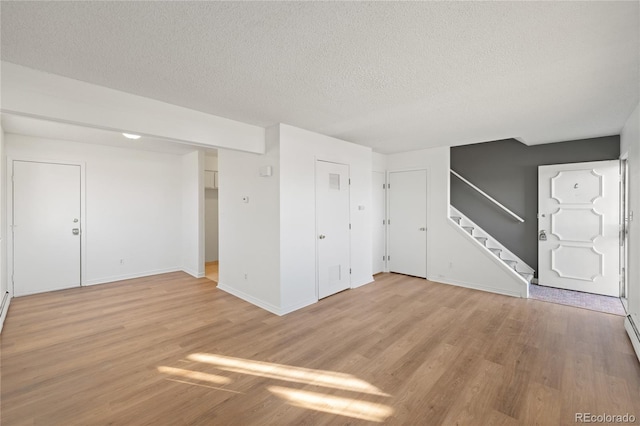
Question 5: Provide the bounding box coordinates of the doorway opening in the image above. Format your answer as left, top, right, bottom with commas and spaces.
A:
204, 152, 219, 283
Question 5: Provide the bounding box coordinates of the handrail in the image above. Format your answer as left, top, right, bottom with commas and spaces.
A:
450, 169, 525, 223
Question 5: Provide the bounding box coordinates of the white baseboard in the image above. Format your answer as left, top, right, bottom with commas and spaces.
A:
351, 275, 375, 289
83, 267, 181, 286
280, 297, 318, 315
0, 291, 11, 334
182, 267, 205, 279
217, 282, 282, 316
625, 314, 640, 364
428, 275, 524, 298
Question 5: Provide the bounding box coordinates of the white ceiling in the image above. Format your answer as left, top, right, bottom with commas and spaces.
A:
1, 1, 638, 154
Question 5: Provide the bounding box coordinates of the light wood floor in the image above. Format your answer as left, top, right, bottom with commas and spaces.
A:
1, 272, 639, 425
205, 261, 219, 283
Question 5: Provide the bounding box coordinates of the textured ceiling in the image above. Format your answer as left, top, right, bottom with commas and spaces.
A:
1, 1, 638, 154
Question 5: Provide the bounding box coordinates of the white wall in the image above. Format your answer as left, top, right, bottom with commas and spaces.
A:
5, 134, 185, 286
621, 103, 640, 325
205, 189, 219, 262
387, 146, 526, 297
217, 126, 281, 313
181, 150, 204, 277
372, 152, 387, 173
0, 123, 9, 332
204, 154, 219, 262
279, 124, 373, 313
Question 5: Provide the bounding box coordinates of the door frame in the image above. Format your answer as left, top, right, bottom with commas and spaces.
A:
371, 170, 387, 274
620, 155, 630, 308
386, 167, 430, 279
7, 157, 87, 294
314, 158, 351, 301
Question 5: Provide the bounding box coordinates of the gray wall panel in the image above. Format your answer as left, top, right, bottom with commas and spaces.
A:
450, 136, 620, 276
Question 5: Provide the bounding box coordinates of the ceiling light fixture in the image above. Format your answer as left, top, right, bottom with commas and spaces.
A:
122, 133, 141, 140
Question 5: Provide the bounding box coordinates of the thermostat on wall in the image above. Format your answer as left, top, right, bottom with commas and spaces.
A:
259, 166, 273, 177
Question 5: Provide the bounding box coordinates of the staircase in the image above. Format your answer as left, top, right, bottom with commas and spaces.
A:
449, 206, 534, 285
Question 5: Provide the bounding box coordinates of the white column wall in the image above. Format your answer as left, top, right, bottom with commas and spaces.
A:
217, 126, 281, 313
279, 124, 373, 313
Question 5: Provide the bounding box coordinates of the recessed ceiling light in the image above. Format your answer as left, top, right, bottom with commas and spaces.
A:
122, 133, 141, 140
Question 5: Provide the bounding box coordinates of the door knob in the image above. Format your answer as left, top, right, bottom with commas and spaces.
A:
72, 228, 80, 235
318, 234, 326, 239
538, 230, 547, 241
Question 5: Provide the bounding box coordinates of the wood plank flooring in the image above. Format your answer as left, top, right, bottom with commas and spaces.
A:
1, 272, 639, 425
205, 261, 219, 283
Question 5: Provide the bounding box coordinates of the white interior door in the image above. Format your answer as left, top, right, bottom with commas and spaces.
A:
372, 171, 386, 274
13, 161, 81, 296
538, 160, 620, 296
316, 161, 350, 299
388, 170, 427, 278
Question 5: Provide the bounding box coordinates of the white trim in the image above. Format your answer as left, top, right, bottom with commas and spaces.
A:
351, 275, 375, 289
280, 297, 318, 316
83, 268, 182, 286
624, 314, 640, 364
182, 267, 205, 279
429, 275, 525, 298
7, 157, 87, 295
217, 282, 281, 316
0, 291, 11, 334
450, 169, 525, 223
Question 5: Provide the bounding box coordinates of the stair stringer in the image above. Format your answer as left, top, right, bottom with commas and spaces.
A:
447, 206, 531, 298
450, 206, 534, 276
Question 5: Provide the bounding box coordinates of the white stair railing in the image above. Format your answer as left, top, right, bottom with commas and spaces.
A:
450, 169, 525, 223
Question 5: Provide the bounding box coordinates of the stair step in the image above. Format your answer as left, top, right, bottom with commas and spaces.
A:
475, 237, 488, 246
488, 248, 502, 256
504, 259, 518, 269
462, 226, 474, 235
519, 272, 534, 282
451, 216, 462, 224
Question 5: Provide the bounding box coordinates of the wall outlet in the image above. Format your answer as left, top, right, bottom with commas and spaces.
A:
244, 273, 248, 280
242, 196, 249, 203
120, 259, 125, 265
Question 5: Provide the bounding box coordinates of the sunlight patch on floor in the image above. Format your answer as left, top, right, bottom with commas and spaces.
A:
157, 366, 231, 385
166, 378, 243, 394
187, 352, 389, 396
268, 386, 394, 423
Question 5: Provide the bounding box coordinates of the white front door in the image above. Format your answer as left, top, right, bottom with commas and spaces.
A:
13, 161, 82, 296
372, 171, 386, 274
388, 170, 427, 278
538, 160, 620, 296
316, 161, 350, 299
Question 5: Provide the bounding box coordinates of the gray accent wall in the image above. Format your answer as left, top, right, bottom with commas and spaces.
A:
450, 136, 620, 276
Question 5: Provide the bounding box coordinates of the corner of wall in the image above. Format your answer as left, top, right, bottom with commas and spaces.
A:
0, 121, 9, 333
217, 134, 281, 312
